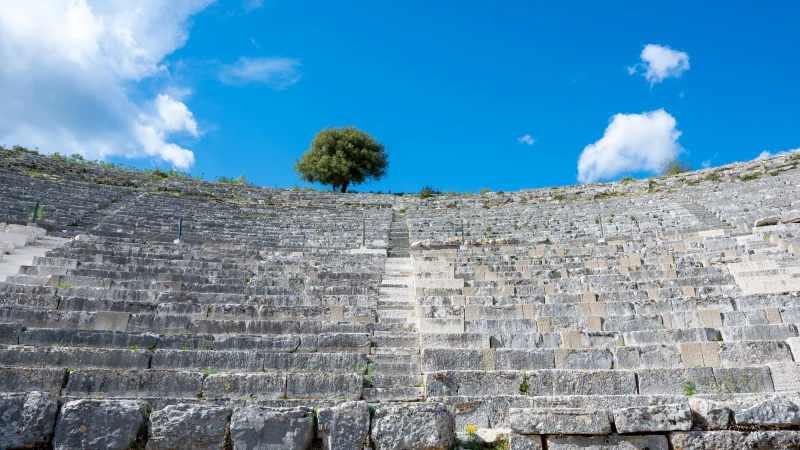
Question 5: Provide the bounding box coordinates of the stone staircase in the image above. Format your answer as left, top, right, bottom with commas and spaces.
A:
366, 213, 423, 402
387, 209, 409, 257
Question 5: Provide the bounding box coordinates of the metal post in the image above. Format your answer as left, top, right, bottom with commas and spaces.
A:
599, 215, 604, 238
178, 217, 183, 240
32, 201, 40, 222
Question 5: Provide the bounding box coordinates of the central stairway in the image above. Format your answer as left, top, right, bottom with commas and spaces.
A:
365, 209, 423, 402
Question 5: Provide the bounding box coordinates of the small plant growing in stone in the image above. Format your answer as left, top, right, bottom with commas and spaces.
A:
129, 345, 139, 350
518, 372, 529, 395
203, 369, 217, 376
56, 282, 75, 289
683, 380, 698, 397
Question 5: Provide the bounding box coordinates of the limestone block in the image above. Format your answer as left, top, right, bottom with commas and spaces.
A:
700, 342, 721, 368
147, 404, 232, 450
788, 337, 800, 361
63, 369, 203, 398
733, 395, 800, 426
230, 406, 314, 450
53, 400, 145, 450
767, 362, 800, 392
482, 349, 496, 371
287, 373, 362, 400
637, 368, 715, 395
91, 312, 131, 332
203, 373, 287, 399
0, 367, 66, 394
681, 286, 696, 297
371, 402, 455, 450
718, 341, 793, 367
425, 371, 524, 397
613, 345, 681, 370
585, 316, 602, 332
550, 370, 637, 396
669, 430, 745, 449
581, 292, 597, 302
422, 349, 484, 371
495, 349, 555, 370
688, 397, 731, 430
721, 324, 797, 341
698, 310, 722, 328
537, 317, 553, 333
646, 288, 660, 300
613, 403, 692, 433
554, 348, 612, 370
713, 367, 774, 393
665, 269, 678, 279
152, 349, 263, 372
763, 307, 782, 324
0, 392, 59, 449
421, 333, 488, 349
509, 434, 543, 450
560, 331, 586, 349
318, 332, 371, 353
317, 401, 370, 450
509, 408, 611, 435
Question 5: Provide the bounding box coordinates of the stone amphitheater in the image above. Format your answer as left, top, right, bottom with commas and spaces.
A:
2, 146, 800, 449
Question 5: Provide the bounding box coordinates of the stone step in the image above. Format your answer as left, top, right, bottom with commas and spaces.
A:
362, 387, 424, 402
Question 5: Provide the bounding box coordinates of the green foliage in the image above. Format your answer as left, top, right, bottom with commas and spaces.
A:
294, 126, 388, 192
203, 369, 217, 376
659, 156, 692, 176
683, 380, 698, 396
621, 176, 636, 183
56, 282, 75, 289
740, 172, 760, 181
478, 187, 491, 195
518, 372, 529, 395
419, 185, 441, 199
705, 172, 721, 182
214, 174, 249, 184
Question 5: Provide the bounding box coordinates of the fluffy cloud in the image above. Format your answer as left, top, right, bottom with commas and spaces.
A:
755, 148, 800, 160
628, 44, 690, 85
577, 109, 683, 183
0, 0, 213, 169
517, 134, 535, 146
220, 57, 302, 88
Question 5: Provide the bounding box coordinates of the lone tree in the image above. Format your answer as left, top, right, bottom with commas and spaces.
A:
294, 126, 388, 192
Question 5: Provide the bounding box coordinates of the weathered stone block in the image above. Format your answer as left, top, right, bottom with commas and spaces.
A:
0, 392, 59, 449
371, 402, 455, 450
613, 403, 692, 433
509, 408, 611, 435
147, 404, 232, 450
546, 434, 668, 450
230, 406, 314, 450
317, 401, 370, 450
53, 400, 145, 450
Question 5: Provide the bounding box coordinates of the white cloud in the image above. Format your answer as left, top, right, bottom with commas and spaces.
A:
0, 0, 213, 169
628, 44, 690, 85
577, 109, 683, 183
220, 57, 301, 88
702, 160, 711, 169
250, 37, 261, 49
154, 94, 199, 136
243, 0, 265, 13
755, 148, 800, 160
517, 134, 535, 146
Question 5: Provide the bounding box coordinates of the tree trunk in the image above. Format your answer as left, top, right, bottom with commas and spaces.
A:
340, 181, 349, 193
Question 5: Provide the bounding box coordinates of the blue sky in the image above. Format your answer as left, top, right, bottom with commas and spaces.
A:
1, 2, 798, 192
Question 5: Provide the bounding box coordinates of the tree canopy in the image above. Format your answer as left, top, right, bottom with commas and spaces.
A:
294, 126, 388, 192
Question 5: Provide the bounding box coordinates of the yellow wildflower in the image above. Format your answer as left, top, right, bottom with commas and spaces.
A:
465, 425, 476, 434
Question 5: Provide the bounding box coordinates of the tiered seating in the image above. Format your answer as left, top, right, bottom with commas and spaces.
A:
1, 150, 800, 449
